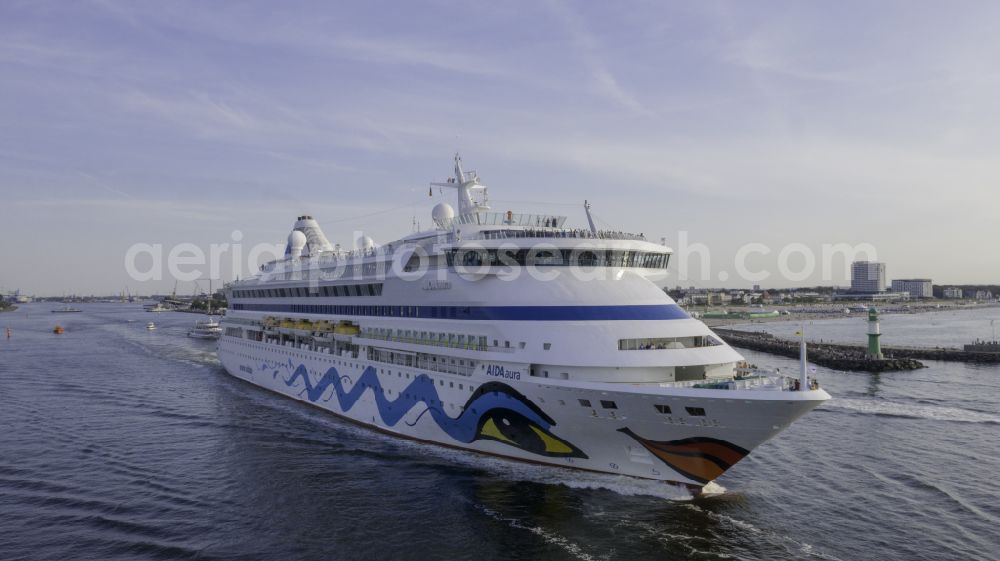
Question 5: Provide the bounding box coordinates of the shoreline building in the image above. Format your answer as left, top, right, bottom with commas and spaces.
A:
851, 261, 886, 294
943, 287, 963, 299
891, 279, 932, 299
834, 261, 907, 301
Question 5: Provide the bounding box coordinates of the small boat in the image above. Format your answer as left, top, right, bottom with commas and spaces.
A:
187, 317, 221, 339
146, 322, 156, 330
189, 289, 222, 339
52, 306, 82, 313
53, 325, 65, 334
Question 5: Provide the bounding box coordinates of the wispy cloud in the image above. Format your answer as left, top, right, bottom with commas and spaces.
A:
723, 31, 851, 83
542, 0, 649, 114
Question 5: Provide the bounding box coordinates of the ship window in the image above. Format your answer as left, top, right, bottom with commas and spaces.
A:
685, 407, 706, 417
600, 400, 618, 409
578, 399, 591, 407
654, 404, 672, 414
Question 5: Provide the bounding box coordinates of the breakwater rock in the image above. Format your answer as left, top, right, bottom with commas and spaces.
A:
714, 329, 926, 372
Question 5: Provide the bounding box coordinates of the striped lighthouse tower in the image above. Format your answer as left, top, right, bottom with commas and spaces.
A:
867, 307, 883, 359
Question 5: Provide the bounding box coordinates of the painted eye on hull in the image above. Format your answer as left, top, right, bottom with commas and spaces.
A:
476, 409, 587, 458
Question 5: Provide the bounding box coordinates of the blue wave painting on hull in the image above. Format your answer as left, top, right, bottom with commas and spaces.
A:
275, 363, 587, 458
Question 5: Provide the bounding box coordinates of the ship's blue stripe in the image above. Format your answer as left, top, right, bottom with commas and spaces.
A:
231, 303, 689, 321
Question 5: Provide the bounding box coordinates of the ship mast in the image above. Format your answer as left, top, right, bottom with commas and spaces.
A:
584, 200, 598, 235
430, 153, 490, 217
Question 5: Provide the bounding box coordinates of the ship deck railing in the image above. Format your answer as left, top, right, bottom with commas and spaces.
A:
440, 212, 568, 229
255, 219, 651, 273
473, 228, 647, 242
356, 332, 516, 353
657, 374, 795, 392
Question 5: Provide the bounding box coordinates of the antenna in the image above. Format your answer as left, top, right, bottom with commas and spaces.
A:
430, 153, 490, 216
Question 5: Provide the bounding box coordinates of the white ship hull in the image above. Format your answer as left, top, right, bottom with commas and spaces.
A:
218, 332, 827, 488
218, 155, 831, 489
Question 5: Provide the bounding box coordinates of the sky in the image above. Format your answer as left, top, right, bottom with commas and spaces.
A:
2, 0, 999, 296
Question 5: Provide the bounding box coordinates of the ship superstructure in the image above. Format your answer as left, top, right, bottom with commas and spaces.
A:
218, 155, 829, 490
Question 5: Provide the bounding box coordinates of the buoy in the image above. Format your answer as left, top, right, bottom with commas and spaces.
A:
5, 327, 10, 339
53, 325, 65, 334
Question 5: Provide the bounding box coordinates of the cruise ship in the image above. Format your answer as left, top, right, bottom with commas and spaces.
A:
218, 155, 830, 491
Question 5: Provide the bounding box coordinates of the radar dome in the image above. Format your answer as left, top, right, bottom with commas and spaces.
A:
356, 234, 375, 251
432, 203, 455, 227
288, 230, 307, 248
286, 230, 307, 258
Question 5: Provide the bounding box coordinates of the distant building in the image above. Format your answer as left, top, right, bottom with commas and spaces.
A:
974, 290, 994, 301
790, 291, 822, 300
891, 279, 932, 299
832, 291, 909, 302
710, 292, 731, 306
943, 287, 963, 299
851, 261, 886, 294
684, 290, 731, 306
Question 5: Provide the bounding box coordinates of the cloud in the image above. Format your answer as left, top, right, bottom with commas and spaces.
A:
723, 31, 851, 83
542, 0, 649, 114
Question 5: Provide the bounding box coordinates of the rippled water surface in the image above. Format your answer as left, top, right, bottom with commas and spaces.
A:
1, 304, 998, 560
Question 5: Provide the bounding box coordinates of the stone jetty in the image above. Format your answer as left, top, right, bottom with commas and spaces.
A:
713, 329, 925, 372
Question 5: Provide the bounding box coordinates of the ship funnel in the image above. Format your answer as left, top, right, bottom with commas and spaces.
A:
291, 215, 335, 255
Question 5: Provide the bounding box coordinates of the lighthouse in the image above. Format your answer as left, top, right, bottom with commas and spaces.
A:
867, 307, 883, 359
